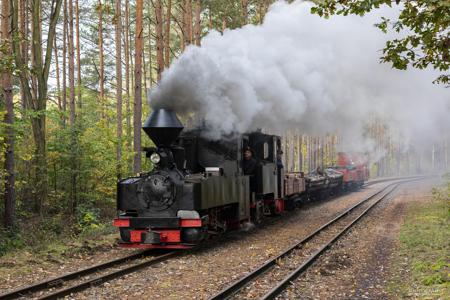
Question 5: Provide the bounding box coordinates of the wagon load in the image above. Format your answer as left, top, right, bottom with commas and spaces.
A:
324, 168, 343, 188
305, 170, 327, 192
284, 172, 305, 195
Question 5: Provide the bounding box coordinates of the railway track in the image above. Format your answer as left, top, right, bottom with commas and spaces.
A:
0, 176, 424, 300
0, 250, 178, 300
209, 177, 423, 300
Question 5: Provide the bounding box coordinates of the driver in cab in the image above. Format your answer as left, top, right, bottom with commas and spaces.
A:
243, 146, 257, 176
243, 146, 258, 193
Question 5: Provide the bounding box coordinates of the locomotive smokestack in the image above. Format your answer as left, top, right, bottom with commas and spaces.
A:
143, 109, 184, 147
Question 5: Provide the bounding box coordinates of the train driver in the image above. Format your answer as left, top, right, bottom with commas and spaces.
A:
243, 146, 257, 175
243, 146, 258, 193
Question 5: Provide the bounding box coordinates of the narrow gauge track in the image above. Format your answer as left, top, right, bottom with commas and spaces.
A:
210, 178, 423, 300
0, 251, 178, 300
0, 176, 423, 300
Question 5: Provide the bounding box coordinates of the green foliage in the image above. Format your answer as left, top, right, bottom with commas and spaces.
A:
0, 86, 134, 254
76, 204, 103, 233
389, 179, 450, 298
311, 0, 450, 84
0, 229, 25, 256
1, 0, 273, 256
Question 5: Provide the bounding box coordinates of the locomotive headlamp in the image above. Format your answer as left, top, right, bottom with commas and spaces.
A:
150, 153, 161, 164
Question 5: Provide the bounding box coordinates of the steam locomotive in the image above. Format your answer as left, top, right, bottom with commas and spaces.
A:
113, 109, 368, 249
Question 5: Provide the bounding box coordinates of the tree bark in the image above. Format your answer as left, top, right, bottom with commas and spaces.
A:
53, 36, 61, 110
241, 0, 248, 25
133, 0, 143, 174
115, 0, 123, 178
124, 0, 131, 157
75, 0, 82, 112
2, 0, 15, 228
68, 0, 77, 210
148, 18, 153, 87
298, 135, 302, 172
142, 47, 148, 100
208, 4, 212, 30
194, 0, 201, 46
19, 0, 28, 112
184, 0, 192, 45
180, 0, 186, 50
98, 0, 105, 118
155, 0, 164, 81
62, 0, 67, 126
164, 0, 171, 67
222, 17, 227, 33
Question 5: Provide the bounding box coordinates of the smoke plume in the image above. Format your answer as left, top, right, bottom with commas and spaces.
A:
149, 0, 449, 152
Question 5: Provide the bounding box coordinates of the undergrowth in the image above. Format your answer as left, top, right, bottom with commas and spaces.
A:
0, 203, 116, 258
389, 177, 450, 299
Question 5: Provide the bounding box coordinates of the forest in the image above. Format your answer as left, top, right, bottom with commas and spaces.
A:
0, 0, 449, 255
0, 0, 281, 253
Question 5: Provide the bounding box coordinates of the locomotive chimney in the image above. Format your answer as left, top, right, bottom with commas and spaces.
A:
143, 109, 184, 147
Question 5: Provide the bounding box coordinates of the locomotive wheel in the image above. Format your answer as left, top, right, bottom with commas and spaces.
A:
120, 228, 131, 242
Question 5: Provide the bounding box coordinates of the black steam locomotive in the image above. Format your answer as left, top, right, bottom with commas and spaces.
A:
113, 109, 344, 249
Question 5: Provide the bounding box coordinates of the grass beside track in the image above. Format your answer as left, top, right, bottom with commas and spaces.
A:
0, 225, 117, 279
389, 181, 450, 299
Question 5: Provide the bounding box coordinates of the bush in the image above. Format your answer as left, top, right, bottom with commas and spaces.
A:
0, 229, 25, 256
76, 204, 103, 233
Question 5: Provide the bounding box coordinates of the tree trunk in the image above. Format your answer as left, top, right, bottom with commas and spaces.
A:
222, 18, 227, 33
98, 0, 105, 118
29, 3, 37, 102
115, 0, 123, 179
194, 0, 201, 46
68, 0, 77, 210
2, 0, 15, 228
133, 0, 143, 174
164, 0, 172, 68
75, 0, 82, 112
53, 36, 61, 110
62, 0, 67, 126
19, 0, 28, 112
184, 0, 192, 45
298, 135, 302, 172
241, 0, 248, 25
148, 17, 153, 87
155, 0, 164, 81
178, 2, 185, 51
124, 0, 131, 159
142, 47, 148, 100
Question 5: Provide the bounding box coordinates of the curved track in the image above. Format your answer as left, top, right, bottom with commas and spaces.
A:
209, 177, 424, 300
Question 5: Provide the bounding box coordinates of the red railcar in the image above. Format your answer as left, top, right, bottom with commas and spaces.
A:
333, 152, 369, 190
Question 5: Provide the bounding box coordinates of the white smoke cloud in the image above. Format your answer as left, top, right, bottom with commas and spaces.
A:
149, 0, 449, 153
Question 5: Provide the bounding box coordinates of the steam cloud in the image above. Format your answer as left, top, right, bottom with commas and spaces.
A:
149, 0, 449, 152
